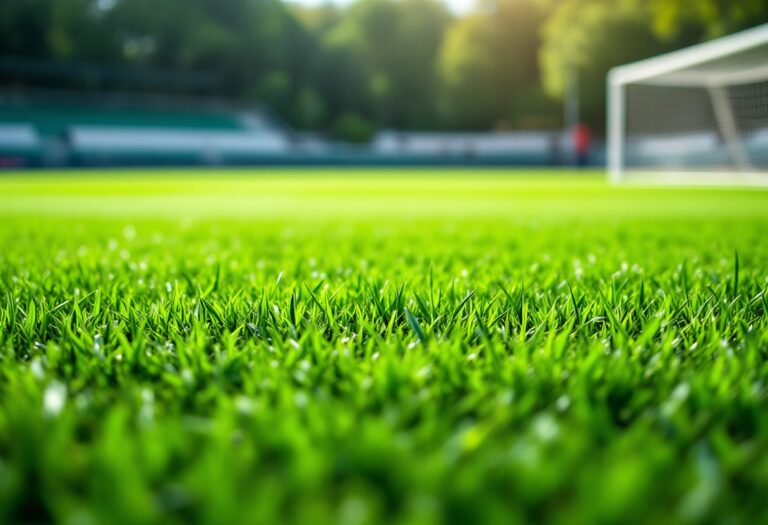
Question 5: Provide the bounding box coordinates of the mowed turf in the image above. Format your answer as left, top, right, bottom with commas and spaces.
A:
1, 169, 768, 525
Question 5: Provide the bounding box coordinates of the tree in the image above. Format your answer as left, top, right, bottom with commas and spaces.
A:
648, 0, 768, 39
323, 0, 450, 129
539, 0, 768, 132
438, 14, 496, 128
0, 0, 119, 61
539, 0, 669, 131
439, 0, 553, 129
5, 0, 764, 134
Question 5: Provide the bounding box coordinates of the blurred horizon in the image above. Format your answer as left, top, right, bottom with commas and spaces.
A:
3, 0, 767, 137
287, 0, 476, 16
2, 0, 768, 169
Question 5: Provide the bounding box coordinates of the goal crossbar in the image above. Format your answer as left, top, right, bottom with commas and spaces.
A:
607, 24, 768, 186
609, 24, 768, 87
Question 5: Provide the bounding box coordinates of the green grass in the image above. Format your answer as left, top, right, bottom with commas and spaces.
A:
1, 169, 768, 525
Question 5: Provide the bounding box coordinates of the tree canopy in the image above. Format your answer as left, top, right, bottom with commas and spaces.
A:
1, 0, 766, 138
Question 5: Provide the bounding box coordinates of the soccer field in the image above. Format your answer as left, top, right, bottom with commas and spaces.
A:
1, 169, 768, 524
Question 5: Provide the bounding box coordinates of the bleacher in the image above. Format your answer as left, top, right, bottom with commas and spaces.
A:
0, 90, 587, 168
0, 92, 291, 167
371, 131, 565, 165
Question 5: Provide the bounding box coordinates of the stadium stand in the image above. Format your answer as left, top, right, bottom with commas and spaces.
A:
0, 124, 39, 153
0, 90, 291, 167
0, 123, 40, 168
0, 89, 588, 168
372, 131, 565, 165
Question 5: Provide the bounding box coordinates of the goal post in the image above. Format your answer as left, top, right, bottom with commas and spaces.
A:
607, 23, 768, 186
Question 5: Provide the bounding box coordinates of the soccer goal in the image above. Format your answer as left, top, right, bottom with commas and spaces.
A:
607, 23, 768, 186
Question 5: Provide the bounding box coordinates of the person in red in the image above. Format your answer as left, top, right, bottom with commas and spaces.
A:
572, 122, 592, 167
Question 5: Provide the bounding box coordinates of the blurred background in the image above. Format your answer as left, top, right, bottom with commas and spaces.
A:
1, 0, 767, 169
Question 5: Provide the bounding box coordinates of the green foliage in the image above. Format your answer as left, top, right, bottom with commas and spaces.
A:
331, 112, 375, 143
439, 0, 551, 129
3, 0, 767, 133
1, 170, 768, 523
438, 14, 496, 128
324, 0, 450, 128
0, 0, 119, 60
538, 0, 768, 129
539, 0, 670, 128
648, 0, 768, 39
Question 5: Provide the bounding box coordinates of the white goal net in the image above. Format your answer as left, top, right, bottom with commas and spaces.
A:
607, 24, 768, 186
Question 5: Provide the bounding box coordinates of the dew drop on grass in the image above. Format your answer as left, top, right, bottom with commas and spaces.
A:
43, 382, 67, 416
30, 358, 44, 379
139, 389, 155, 424
532, 413, 559, 443
416, 365, 431, 380
141, 389, 154, 404
496, 390, 514, 406
294, 391, 308, 408
181, 369, 194, 384
235, 396, 254, 415
662, 383, 690, 417
123, 225, 136, 240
